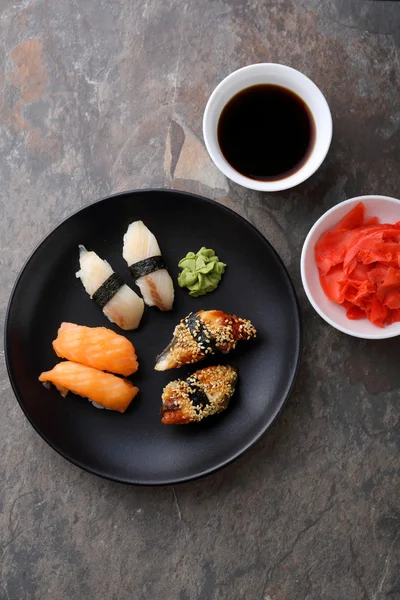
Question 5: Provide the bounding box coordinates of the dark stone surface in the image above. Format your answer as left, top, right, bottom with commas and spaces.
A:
1, 0, 400, 598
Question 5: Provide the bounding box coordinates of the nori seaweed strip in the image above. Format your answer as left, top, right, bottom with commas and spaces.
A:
187, 383, 210, 410
92, 273, 124, 309
129, 256, 166, 281
184, 312, 219, 355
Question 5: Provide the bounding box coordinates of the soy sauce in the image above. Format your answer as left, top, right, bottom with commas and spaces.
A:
217, 84, 315, 181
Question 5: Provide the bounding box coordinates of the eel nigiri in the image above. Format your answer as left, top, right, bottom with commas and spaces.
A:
155, 310, 256, 371
76, 245, 144, 330
122, 221, 174, 311
39, 361, 138, 413
161, 365, 238, 424
53, 322, 138, 376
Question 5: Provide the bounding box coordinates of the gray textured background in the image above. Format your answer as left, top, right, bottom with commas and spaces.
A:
1, 0, 400, 598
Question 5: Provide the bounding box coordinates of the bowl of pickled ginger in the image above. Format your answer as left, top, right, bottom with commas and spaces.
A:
301, 195, 400, 339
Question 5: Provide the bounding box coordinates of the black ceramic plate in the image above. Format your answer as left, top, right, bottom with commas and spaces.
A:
5, 189, 301, 485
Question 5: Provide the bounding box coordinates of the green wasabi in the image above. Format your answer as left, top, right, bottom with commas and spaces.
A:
177, 247, 226, 297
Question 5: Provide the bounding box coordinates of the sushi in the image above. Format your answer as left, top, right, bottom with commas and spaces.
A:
122, 221, 174, 311
53, 322, 138, 376
76, 245, 144, 330
39, 361, 138, 413
155, 310, 256, 371
161, 365, 238, 424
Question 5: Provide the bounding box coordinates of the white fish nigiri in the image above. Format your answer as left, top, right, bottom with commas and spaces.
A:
122, 221, 174, 311
76, 246, 144, 330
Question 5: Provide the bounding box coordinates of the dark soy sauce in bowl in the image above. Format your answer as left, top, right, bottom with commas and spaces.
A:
217, 84, 316, 182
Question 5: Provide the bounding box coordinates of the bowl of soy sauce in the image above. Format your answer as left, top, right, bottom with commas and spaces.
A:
203, 63, 332, 192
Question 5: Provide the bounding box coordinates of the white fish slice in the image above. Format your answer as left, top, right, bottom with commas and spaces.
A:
122, 221, 174, 311
76, 245, 144, 330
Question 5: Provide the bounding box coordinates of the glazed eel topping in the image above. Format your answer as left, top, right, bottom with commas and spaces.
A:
155, 310, 256, 371
161, 365, 238, 424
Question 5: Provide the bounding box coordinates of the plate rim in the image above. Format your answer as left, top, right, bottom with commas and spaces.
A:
4, 188, 302, 485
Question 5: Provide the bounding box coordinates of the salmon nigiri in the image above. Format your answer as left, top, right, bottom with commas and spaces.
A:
39, 361, 138, 413
122, 221, 174, 311
53, 322, 138, 376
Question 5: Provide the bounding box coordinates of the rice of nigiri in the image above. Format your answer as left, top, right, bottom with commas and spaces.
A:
53, 322, 138, 376
76, 246, 144, 330
39, 361, 138, 413
122, 221, 174, 311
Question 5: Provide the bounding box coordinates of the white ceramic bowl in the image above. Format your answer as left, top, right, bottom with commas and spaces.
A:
203, 63, 332, 192
301, 195, 400, 339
